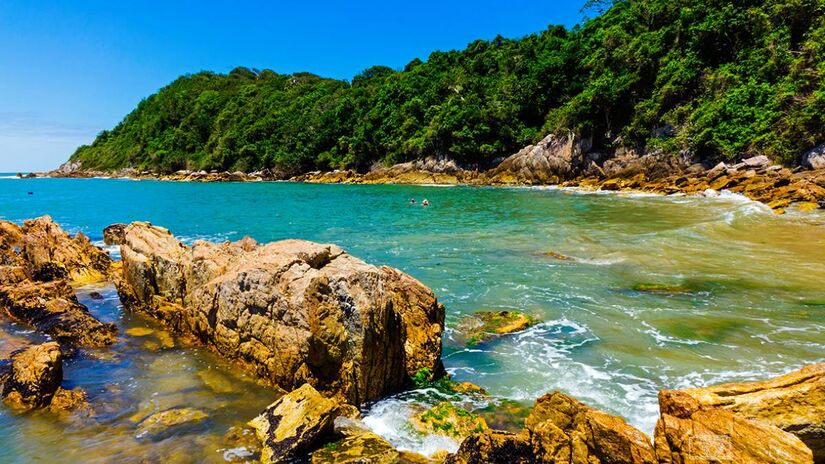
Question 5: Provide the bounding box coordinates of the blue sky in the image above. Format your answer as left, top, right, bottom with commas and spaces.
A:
0, 1, 587, 172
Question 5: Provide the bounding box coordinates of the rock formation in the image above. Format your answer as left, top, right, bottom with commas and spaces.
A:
249, 383, 344, 464
0, 280, 117, 347
655, 390, 813, 463
0, 217, 117, 348
447, 391, 656, 464
1, 342, 63, 410
485, 133, 594, 185
114, 222, 445, 404
662, 363, 824, 462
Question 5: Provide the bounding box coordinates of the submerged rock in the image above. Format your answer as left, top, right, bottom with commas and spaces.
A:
665, 363, 825, 462
410, 402, 488, 440
455, 311, 538, 346
48, 387, 92, 416
631, 282, 695, 295
0, 279, 117, 348
655, 390, 813, 464
115, 222, 445, 404
1, 342, 63, 410
248, 383, 341, 464
136, 407, 210, 439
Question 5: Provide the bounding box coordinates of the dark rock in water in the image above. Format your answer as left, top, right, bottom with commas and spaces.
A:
249, 383, 342, 464
103, 223, 127, 246
88, 291, 104, 300
0, 279, 117, 348
455, 311, 538, 346
445, 430, 534, 464
115, 221, 445, 405
1, 342, 63, 411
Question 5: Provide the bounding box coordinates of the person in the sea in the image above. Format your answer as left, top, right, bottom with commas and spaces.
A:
422, 199, 429, 206
410, 198, 416, 204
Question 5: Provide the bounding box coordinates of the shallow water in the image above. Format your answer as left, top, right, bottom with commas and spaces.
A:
1, 176, 824, 459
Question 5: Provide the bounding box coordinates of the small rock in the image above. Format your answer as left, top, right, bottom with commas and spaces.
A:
125, 327, 154, 337
600, 178, 621, 191
543, 251, 575, 261
198, 369, 237, 394
48, 387, 93, 416
103, 223, 128, 246
455, 311, 538, 346
632, 282, 695, 295
797, 201, 820, 212
742, 155, 770, 168
136, 407, 209, 439
248, 384, 341, 463
445, 430, 534, 464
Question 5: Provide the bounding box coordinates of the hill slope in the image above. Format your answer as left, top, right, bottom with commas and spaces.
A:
70, 0, 825, 175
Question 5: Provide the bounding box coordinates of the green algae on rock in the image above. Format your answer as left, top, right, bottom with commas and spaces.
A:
410, 402, 488, 440
454, 311, 538, 346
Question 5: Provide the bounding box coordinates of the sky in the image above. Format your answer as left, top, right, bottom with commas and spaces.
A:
0, 1, 587, 172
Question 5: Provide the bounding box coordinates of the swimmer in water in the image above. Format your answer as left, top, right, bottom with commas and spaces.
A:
422, 199, 429, 206
410, 198, 416, 204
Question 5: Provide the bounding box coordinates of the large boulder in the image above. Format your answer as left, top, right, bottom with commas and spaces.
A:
486, 133, 593, 185
1, 342, 63, 410
524, 391, 656, 464
446, 391, 655, 463
249, 383, 342, 464
655, 390, 813, 463
115, 222, 445, 404
0, 279, 117, 348
665, 363, 824, 462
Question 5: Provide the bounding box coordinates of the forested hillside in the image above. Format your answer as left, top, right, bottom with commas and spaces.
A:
70, 0, 825, 175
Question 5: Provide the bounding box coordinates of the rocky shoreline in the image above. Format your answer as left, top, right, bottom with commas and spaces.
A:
34, 134, 825, 213
1, 217, 823, 463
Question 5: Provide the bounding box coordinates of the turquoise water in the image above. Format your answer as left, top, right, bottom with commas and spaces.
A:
1, 175, 825, 459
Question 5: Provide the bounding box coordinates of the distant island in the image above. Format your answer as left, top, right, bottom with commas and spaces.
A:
67, 0, 825, 178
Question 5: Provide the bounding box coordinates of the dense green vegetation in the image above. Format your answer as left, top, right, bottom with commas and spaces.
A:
71, 0, 825, 174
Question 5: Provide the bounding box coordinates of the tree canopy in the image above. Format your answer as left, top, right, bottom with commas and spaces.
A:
71, 0, 825, 174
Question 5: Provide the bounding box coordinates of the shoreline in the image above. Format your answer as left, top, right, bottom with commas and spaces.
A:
28, 163, 825, 214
